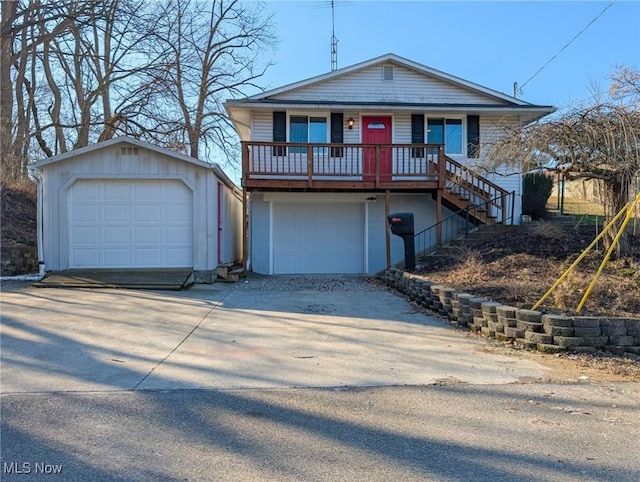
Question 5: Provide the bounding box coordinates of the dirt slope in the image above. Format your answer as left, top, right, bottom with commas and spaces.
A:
1, 181, 37, 247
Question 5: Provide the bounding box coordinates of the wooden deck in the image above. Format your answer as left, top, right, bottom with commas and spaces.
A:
242, 142, 445, 190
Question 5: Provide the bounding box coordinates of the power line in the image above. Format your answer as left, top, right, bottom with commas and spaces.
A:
518, 0, 617, 95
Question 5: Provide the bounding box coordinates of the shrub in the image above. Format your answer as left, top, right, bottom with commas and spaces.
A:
523, 172, 554, 220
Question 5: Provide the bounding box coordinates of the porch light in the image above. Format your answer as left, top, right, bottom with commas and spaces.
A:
347, 117, 355, 130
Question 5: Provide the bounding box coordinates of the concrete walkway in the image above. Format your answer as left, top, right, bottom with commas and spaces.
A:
1, 277, 548, 394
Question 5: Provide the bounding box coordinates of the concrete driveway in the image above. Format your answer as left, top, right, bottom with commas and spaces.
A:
1, 276, 548, 394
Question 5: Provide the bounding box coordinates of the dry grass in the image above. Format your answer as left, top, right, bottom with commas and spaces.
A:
529, 220, 570, 241
449, 247, 487, 283
418, 219, 640, 318
556, 197, 605, 216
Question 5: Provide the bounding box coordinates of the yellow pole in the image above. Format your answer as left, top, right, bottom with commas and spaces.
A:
577, 191, 640, 312
531, 203, 630, 310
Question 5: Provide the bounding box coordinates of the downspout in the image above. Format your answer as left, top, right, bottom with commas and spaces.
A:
35, 167, 45, 277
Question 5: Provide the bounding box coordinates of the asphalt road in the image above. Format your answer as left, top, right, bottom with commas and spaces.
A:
1, 277, 639, 481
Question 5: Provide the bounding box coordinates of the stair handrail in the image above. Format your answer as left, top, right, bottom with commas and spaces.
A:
443, 155, 511, 223
414, 191, 515, 258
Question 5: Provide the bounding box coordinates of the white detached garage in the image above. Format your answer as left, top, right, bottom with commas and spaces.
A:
35, 136, 242, 280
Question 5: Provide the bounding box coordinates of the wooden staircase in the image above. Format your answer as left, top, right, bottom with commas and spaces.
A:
414, 156, 515, 259
440, 155, 512, 226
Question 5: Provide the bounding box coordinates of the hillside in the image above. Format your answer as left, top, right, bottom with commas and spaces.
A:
416, 219, 640, 318
1, 180, 37, 248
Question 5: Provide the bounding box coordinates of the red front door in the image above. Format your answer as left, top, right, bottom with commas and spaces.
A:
362, 116, 392, 181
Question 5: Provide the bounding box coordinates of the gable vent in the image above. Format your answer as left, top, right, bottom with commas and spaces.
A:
382, 65, 394, 81
120, 146, 139, 156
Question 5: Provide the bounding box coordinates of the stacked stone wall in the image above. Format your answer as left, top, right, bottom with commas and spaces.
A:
1, 246, 39, 276
384, 268, 640, 354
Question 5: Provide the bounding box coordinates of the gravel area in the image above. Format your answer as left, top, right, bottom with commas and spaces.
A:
240, 274, 380, 291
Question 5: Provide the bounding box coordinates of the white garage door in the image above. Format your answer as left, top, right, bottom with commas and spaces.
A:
69, 180, 193, 268
273, 203, 364, 274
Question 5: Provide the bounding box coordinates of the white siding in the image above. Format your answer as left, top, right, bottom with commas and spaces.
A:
39, 144, 240, 271
478, 115, 523, 222
220, 183, 243, 264
249, 192, 439, 275
271, 64, 509, 105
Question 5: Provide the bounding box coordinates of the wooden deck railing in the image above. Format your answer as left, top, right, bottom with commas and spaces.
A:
241, 141, 511, 222
242, 141, 445, 188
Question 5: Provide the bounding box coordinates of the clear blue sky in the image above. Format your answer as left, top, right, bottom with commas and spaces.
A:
257, 0, 640, 110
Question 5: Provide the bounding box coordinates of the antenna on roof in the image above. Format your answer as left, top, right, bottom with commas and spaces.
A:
331, 0, 338, 71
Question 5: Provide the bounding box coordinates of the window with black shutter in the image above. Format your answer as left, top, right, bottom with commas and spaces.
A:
330, 112, 343, 157
272, 111, 286, 156
411, 114, 425, 158
467, 115, 480, 158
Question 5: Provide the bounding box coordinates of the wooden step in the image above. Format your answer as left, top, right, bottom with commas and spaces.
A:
216, 264, 246, 282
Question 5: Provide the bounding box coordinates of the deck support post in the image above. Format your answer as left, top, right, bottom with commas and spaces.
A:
385, 189, 391, 269
436, 189, 442, 247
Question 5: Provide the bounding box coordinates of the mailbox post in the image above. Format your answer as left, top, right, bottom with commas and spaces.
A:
387, 212, 415, 271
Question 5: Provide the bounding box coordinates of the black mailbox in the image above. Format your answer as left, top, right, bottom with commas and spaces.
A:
387, 212, 416, 271
387, 213, 414, 235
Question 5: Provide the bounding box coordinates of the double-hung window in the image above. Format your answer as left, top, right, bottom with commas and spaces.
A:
427, 118, 463, 156
290, 115, 327, 153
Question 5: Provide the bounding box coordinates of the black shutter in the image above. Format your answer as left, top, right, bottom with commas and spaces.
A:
273, 111, 286, 156
330, 112, 343, 157
411, 114, 425, 158
467, 115, 480, 158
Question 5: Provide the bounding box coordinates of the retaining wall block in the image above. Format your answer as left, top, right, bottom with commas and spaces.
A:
459, 314, 473, 326
554, 336, 586, 348
488, 321, 505, 333
601, 325, 628, 336
608, 335, 635, 346
524, 332, 553, 344
504, 327, 525, 339
516, 309, 543, 323
538, 344, 568, 354
468, 298, 487, 310
455, 293, 473, 306
481, 302, 501, 315
542, 314, 574, 328
502, 317, 518, 328
571, 317, 601, 328
545, 326, 575, 337
496, 305, 518, 319
581, 336, 609, 347
484, 313, 499, 323
626, 320, 640, 336
516, 320, 543, 333
439, 287, 454, 300
516, 338, 538, 350
573, 327, 603, 337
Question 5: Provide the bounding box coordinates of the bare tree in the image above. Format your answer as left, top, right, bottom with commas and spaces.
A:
139, 0, 275, 159
2, 0, 274, 181
486, 94, 640, 257
610, 65, 640, 100
1, 0, 102, 179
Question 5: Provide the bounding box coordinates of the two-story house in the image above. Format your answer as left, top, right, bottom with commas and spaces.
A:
225, 54, 554, 275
